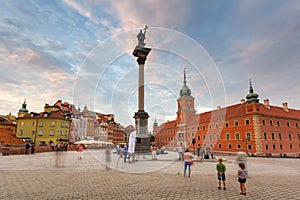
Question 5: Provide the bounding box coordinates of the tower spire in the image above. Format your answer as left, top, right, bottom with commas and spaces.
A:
180, 68, 191, 97
246, 79, 259, 104
184, 68, 187, 85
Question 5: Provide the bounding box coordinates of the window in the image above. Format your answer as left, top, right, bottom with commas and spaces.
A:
246, 132, 251, 140
279, 133, 282, 140
228, 144, 232, 149
288, 133, 292, 140
32, 131, 35, 135
216, 134, 220, 140
20, 121, 24, 127
61, 122, 65, 128
218, 144, 222, 148
264, 132, 267, 140
19, 130, 23, 136
296, 122, 299, 128
38, 130, 43, 136
245, 119, 250, 125
202, 126, 205, 130
51, 121, 55, 127
225, 122, 229, 127
298, 133, 300, 140
198, 135, 200, 140
203, 135, 206, 140
290, 144, 293, 149
226, 133, 230, 140
197, 126, 199, 130
270, 120, 273, 126
39, 121, 44, 127
50, 130, 54, 136
266, 144, 269, 150
216, 124, 219, 128
235, 121, 239, 126
262, 119, 266, 125
273, 144, 276, 150
271, 132, 275, 140
237, 144, 241, 149
209, 134, 213, 141
209, 124, 211, 129
248, 144, 252, 150
277, 121, 280, 126
32, 122, 35, 126
280, 144, 283, 149
235, 132, 240, 140
287, 122, 290, 127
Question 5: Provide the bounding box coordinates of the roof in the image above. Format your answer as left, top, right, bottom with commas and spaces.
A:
19, 110, 71, 120
155, 120, 177, 130
258, 104, 300, 119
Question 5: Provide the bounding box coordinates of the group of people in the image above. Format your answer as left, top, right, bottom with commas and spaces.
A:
115, 144, 130, 162
180, 143, 248, 196
25, 142, 35, 154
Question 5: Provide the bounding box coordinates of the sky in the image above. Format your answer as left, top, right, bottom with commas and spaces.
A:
1, 0, 300, 129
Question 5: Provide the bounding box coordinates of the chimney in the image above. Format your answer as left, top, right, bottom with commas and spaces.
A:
240, 99, 246, 104
264, 99, 270, 109
282, 102, 288, 112
217, 106, 221, 109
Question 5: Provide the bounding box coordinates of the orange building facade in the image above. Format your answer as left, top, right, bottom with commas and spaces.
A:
154, 71, 300, 156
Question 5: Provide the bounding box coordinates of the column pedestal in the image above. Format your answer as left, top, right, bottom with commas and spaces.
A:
134, 110, 151, 154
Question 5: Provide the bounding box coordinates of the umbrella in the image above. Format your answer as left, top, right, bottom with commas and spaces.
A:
74, 140, 94, 145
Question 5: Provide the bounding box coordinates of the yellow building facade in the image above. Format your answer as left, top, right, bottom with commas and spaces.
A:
16, 101, 71, 145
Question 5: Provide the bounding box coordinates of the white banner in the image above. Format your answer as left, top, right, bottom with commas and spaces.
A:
128, 131, 136, 153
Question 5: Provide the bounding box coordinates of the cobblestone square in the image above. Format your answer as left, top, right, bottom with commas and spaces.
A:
0, 150, 299, 200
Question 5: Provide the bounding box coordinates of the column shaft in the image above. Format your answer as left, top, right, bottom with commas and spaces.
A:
138, 64, 144, 111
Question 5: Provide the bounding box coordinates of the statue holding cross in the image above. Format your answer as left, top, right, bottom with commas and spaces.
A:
136, 25, 148, 47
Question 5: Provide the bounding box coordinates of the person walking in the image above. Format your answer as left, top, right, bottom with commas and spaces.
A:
151, 144, 157, 160
216, 158, 226, 190
238, 162, 248, 195
31, 144, 36, 154
123, 144, 128, 162
177, 143, 185, 161
183, 149, 193, 177
77, 144, 84, 159
25, 142, 30, 155
105, 145, 111, 170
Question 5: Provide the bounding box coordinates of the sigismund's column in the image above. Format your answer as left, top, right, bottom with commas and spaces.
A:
132, 25, 151, 153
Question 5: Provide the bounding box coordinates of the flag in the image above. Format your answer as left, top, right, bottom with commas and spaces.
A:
128, 131, 136, 153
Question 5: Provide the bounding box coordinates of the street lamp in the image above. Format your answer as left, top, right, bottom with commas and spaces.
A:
192, 138, 196, 156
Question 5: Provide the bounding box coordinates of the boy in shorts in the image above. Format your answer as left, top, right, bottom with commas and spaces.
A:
216, 158, 226, 190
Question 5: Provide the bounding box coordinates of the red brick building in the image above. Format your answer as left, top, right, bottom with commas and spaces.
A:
154, 71, 300, 156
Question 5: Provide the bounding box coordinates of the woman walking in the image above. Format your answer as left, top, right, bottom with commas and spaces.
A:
183, 149, 193, 177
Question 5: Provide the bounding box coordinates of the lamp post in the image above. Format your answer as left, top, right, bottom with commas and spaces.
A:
192, 138, 196, 156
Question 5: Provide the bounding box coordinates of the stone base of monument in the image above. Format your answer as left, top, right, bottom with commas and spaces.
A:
135, 136, 151, 154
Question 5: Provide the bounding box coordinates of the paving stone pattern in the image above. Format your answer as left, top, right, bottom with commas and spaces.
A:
0, 150, 299, 200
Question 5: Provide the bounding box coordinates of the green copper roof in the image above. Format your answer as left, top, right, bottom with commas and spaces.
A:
180, 69, 191, 97
246, 81, 259, 104
19, 99, 29, 113
153, 118, 158, 127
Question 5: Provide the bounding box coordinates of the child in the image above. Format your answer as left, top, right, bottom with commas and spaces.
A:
238, 162, 248, 195
216, 158, 226, 190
